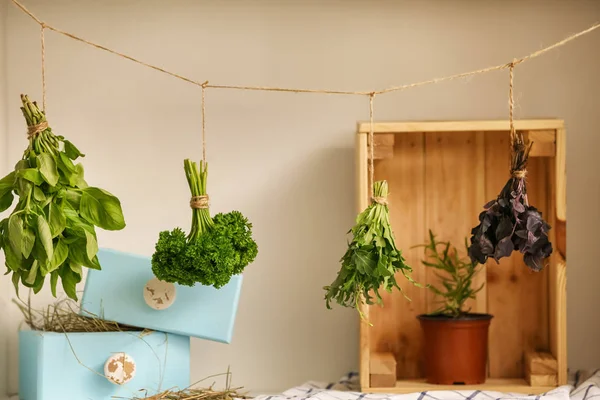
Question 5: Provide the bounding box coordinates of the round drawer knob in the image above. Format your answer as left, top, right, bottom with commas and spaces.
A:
144, 277, 177, 310
104, 353, 136, 385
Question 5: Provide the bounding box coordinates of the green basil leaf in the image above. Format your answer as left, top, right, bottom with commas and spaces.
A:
0, 192, 13, 213
16, 178, 32, 199
58, 152, 76, 173
65, 189, 82, 210
37, 153, 59, 186
32, 273, 44, 294
69, 262, 82, 277
84, 230, 98, 261
80, 187, 125, 231
36, 215, 54, 261
48, 202, 66, 238
14, 160, 28, 171
22, 227, 35, 259
63, 140, 85, 160
16, 168, 44, 185
33, 187, 46, 202
4, 244, 23, 272
8, 213, 24, 257
11, 271, 20, 297
47, 238, 68, 274
50, 270, 58, 297
0, 172, 15, 196
59, 264, 80, 301
74, 164, 87, 188
25, 260, 39, 285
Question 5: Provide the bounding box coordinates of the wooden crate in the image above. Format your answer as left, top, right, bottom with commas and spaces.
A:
355, 120, 566, 394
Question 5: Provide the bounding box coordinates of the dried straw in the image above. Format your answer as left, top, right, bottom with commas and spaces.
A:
14, 296, 145, 333
121, 370, 252, 400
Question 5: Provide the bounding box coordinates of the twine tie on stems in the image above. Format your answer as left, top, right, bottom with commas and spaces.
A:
190, 195, 209, 209
27, 121, 48, 139
512, 170, 527, 179
371, 196, 388, 206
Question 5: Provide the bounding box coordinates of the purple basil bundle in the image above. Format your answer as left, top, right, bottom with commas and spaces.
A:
468, 138, 553, 271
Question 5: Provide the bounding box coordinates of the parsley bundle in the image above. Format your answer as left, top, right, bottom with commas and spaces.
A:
468, 135, 553, 271
324, 180, 417, 319
151, 159, 258, 288
0, 95, 126, 300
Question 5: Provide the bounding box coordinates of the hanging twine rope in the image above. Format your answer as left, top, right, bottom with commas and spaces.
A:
507, 61, 531, 179
40, 23, 47, 112
201, 82, 208, 162
9, 0, 600, 100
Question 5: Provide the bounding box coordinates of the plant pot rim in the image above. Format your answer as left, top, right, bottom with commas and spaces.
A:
417, 313, 493, 321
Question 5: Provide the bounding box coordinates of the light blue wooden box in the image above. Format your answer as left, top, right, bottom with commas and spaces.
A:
19, 330, 190, 400
81, 248, 243, 343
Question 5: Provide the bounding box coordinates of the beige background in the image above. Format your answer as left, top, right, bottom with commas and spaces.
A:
1, 0, 600, 397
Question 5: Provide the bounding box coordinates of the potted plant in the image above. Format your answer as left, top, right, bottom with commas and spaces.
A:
414, 230, 492, 385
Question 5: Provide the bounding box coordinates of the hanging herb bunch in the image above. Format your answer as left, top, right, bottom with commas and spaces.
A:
324, 180, 418, 320
151, 159, 258, 288
468, 133, 553, 271
0, 95, 126, 300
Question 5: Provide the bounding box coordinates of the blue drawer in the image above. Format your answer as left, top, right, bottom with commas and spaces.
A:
19, 330, 189, 400
81, 248, 243, 343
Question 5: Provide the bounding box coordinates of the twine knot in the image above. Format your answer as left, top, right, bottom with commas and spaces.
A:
371, 196, 388, 205
27, 121, 48, 139
512, 170, 527, 179
190, 195, 209, 209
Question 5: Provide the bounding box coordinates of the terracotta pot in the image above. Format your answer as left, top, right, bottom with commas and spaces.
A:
417, 313, 493, 385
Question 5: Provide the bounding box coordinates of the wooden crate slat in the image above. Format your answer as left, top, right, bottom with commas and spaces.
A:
369, 132, 426, 379
424, 131, 486, 314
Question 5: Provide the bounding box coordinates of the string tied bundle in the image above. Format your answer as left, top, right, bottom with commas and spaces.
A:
323, 95, 419, 323
468, 64, 552, 272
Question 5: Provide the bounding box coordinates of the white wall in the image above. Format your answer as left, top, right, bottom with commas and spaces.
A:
2, 0, 600, 396
0, 0, 9, 398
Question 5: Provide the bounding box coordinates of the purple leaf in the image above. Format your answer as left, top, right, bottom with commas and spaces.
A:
494, 236, 514, 260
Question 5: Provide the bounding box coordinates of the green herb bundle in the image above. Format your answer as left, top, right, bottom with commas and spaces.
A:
151, 159, 258, 288
324, 180, 417, 319
414, 230, 483, 318
0, 95, 126, 300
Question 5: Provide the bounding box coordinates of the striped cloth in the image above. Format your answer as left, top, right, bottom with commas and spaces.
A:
252, 371, 600, 400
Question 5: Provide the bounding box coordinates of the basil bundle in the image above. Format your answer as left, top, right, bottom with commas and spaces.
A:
324, 180, 417, 319
0, 95, 125, 300
468, 136, 553, 271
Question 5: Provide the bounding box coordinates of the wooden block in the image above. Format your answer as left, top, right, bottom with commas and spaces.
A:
526, 370, 557, 387
370, 352, 396, 388
524, 130, 556, 157
525, 351, 558, 375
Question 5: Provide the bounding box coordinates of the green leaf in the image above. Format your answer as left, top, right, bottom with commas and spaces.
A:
11, 271, 20, 297
33, 187, 46, 202
80, 187, 125, 231
0, 192, 13, 213
0, 173, 15, 212
37, 153, 59, 186
21, 227, 35, 259
36, 215, 54, 261
4, 244, 23, 272
50, 270, 58, 297
65, 189, 82, 211
48, 203, 66, 238
84, 230, 98, 260
8, 213, 24, 256
16, 168, 44, 185
59, 264, 80, 301
74, 164, 88, 188
25, 260, 39, 285
47, 239, 68, 274
63, 140, 84, 160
